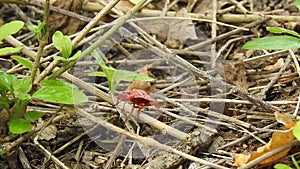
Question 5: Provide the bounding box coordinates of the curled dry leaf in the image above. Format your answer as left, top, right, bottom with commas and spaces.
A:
215, 60, 249, 90
233, 129, 294, 166
233, 153, 250, 167
38, 124, 58, 141
275, 112, 296, 129
263, 58, 284, 70
233, 112, 296, 167
127, 65, 155, 93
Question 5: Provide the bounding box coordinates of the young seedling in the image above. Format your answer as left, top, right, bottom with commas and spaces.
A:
88, 50, 158, 120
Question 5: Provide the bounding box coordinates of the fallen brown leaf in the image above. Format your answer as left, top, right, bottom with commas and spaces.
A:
275, 112, 296, 129
233, 112, 296, 167
233, 153, 250, 167
263, 58, 284, 70
127, 65, 155, 93
215, 61, 249, 90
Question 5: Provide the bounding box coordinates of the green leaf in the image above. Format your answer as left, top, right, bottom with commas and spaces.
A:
32, 86, 87, 104
53, 56, 68, 62
28, 22, 45, 39
0, 71, 16, 93
14, 92, 30, 100
267, 27, 300, 38
27, 24, 38, 32
13, 77, 32, 93
0, 46, 23, 55
0, 96, 9, 108
68, 50, 81, 61
25, 111, 44, 122
32, 80, 88, 104
116, 71, 152, 91
11, 55, 33, 70
295, 0, 300, 10
274, 163, 292, 169
133, 74, 154, 81
88, 71, 106, 77
90, 50, 122, 90
115, 70, 151, 82
293, 121, 300, 141
54, 51, 81, 62
40, 79, 72, 87
90, 50, 154, 91
90, 49, 104, 64
112, 70, 154, 91
13, 77, 32, 100
52, 31, 72, 58
28, 22, 45, 32
243, 36, 300, 50
0, 20, 24, 43
90, 50, 115, 73
9, 119, 32, 134
95, 60, 116, 91
0, 96, 9, 105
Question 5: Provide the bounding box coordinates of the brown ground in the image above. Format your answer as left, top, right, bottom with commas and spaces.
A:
0, 0, 300, 168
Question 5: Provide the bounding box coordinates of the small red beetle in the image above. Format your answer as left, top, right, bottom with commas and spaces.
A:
115, 89, 159, 120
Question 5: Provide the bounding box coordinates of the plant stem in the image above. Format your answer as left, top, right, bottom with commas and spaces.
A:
31, 0, 50, 84
49, 0, 148, 79
34, 0, 120, 84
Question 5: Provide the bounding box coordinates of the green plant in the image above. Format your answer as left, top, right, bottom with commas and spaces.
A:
0, 21, 88, 136
243, 0, 300, 50
243, 2, 300, 168
0, 20, 24, 55
0, 20, 153, 136
274, 163, 293, 169
28, 21, 46, 39
295, 0, 300, 11
88, 50, 154, 91
274, 155, 300, 169
52, 31, 80, 62
243, 27, 300, 50
0, 71, 88, 135
0, 2, 89, 167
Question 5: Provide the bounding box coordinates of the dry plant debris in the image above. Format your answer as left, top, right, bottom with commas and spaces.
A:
233, 112, 296, 167
0, 0, 300, 169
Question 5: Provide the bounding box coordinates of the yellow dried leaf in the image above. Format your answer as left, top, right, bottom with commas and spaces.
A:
275, 112, 296, 129
248, 129, 294, 164
233, 129, 295, 166
232, 153, 250, 167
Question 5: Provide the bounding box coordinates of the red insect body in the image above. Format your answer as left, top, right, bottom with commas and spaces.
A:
115, 89, 159, 120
